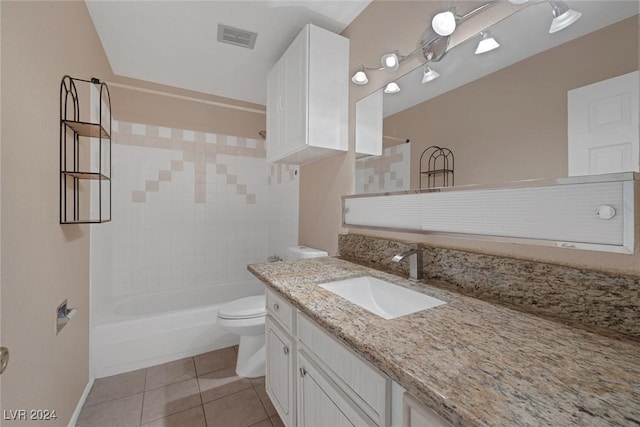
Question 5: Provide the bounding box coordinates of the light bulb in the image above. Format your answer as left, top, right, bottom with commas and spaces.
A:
384, 82, 400, 94
421, 66, 440, 83
475, 32, 500, 54
432, 11, 456, 36
351, 68, 368, 85
381, 53, 400, 71
549, 1, 582, 33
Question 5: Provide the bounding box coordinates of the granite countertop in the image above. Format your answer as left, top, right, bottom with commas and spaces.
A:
248, 257, 640, 427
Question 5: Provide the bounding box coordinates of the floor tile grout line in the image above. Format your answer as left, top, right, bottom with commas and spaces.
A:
251, 379, 276, 420
82, 388, 144, 409
140, 367, 148, 427
143, 357, 198, 392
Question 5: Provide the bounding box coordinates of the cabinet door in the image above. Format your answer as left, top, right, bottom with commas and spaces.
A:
298, 351, 377, 427
266, 316, 294, 426
281, 25, 308, 157
266, 60, 285, 163
307, 24, 349, 152
403, 393, 452, 427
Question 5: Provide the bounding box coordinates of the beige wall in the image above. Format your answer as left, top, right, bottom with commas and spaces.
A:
1, 2, 112, 425
300, 1, 640, 275
382, 17, 638, 188
109, 75, 265, 138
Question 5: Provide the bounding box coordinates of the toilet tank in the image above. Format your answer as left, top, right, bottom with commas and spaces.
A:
286, 246, 328, 260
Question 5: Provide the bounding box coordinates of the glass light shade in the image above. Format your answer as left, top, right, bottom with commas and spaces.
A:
475, 32, 500, 54
549, 2, 582, 33
432, 11, 456, 36
384, 82, 400, 94
421, 66, 440, 83
381, 53, 399, 70
351, 69, 368, 85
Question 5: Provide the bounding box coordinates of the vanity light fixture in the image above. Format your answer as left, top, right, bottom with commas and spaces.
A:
432, 10, 457, 36
351, 66, 369, 85
475, 31, 500, 54
548, 0, 582, 33
350, 0, 583, 86
381, 52, 401, 71
384, 82, 400, 94
421, 66, 440, 83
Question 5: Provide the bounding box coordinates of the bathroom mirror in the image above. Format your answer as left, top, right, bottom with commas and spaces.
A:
354, 1, 639, 194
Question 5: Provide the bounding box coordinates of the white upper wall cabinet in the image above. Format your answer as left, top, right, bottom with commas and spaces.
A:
355, 90, 384, 157
266, 24, 349, 165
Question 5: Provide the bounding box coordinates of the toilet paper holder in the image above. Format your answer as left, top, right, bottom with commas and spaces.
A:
56, 299, 78, 335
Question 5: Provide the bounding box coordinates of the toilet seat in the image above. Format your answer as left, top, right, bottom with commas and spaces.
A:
218, 295, 266, 320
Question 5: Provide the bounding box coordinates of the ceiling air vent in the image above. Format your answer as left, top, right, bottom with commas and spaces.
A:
217, 24, 258, 50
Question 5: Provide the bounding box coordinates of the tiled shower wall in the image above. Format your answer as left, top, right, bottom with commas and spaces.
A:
268, 163, 299, 260
355, 143, 410, 193
91, 120, 298, 325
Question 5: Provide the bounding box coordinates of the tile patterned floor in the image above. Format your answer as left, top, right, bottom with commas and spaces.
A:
77, 346, 284, 427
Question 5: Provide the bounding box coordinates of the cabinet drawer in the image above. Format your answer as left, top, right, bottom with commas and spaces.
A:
266, 289, 295, 334
297, 313, 390, 426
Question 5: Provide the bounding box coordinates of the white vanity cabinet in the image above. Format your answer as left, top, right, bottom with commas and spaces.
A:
296, 313, 389, 426
265, 288, 388, 427
266, 24, 349, 165
265, 288, 449, 427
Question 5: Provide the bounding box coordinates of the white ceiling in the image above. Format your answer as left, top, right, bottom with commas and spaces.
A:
86, 1, 637, 108
86, 0, 371, 105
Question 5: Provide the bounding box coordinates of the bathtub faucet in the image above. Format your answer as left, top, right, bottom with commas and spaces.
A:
391, 244, 423, 281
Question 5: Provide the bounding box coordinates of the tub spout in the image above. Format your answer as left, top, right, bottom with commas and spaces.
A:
391, 244, 423, 281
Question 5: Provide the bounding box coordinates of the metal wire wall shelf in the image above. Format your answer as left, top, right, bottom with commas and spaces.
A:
60, 76, 111, 224
419, 145, 454, 189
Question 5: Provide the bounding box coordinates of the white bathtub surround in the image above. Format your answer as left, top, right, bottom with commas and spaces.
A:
91, 120, 298, 378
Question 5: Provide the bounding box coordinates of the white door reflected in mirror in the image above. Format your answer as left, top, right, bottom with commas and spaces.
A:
568, 71, 639, 176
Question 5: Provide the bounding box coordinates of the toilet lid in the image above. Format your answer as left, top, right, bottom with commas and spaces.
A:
218, 295, 266, 319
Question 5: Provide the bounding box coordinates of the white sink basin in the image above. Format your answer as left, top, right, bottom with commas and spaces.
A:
319, 276, 446, 320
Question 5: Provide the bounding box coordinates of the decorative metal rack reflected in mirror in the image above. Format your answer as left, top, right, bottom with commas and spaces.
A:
419, 146, 454, 189
59, 75, 112, 224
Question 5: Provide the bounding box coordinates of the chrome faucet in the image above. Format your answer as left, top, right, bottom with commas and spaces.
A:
392, 244, 423, 281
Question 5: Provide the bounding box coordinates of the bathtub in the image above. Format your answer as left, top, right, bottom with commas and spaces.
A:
92, 279, 265, 378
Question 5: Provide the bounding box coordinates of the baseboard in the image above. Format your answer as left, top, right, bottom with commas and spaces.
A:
67, 377, 94, 427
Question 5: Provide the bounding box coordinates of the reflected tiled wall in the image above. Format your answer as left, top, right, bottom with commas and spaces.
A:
355, 143, 410, 193
267, 164, 299, 260
102, 120, 271, 300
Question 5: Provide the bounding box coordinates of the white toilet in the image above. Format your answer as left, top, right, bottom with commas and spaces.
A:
217, 246, 328, 378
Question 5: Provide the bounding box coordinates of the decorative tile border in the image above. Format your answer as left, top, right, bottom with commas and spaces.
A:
338, 233, 640, 339
114, 121, 264, 204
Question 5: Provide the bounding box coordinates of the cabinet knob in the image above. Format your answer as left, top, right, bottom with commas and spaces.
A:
273, 303, 279, 311
283, 346, 289, 355
299, 367, 307, 377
